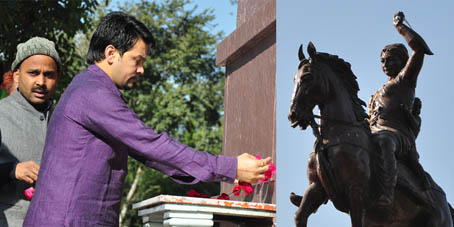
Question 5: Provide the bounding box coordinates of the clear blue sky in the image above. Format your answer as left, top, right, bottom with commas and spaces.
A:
277, 1, 454, 226
185, 1, 237, 38
110, 1, 237, 39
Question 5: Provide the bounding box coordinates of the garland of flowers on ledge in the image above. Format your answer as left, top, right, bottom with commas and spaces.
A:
187, 156, 276, 201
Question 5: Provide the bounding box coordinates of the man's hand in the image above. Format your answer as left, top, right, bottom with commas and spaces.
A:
393, 11, 405, 26
15, 161, 40, 184
236, 153, 272, 183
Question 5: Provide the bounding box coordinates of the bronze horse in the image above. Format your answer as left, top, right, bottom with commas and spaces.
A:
287, 42, 454, 227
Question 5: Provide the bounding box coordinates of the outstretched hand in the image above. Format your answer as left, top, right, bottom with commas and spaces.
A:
236, 153, 272, 184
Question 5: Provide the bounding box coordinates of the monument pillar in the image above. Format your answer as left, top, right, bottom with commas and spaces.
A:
133, 2, 277, 226
216, 0, 276, 205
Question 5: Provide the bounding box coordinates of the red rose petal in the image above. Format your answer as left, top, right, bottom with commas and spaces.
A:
216, 193, 230, 200
25, 187, 35, 200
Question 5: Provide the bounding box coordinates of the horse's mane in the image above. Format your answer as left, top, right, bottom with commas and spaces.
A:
314, 52, 369, 123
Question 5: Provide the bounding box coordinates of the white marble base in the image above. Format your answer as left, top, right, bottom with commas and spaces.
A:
133, 195, 276, 227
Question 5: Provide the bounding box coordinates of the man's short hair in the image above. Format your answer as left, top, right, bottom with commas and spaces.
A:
381, 43, 409, 65
86, 12, 155, 64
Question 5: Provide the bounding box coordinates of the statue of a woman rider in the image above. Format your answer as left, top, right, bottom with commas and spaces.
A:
369, 11, 433, 207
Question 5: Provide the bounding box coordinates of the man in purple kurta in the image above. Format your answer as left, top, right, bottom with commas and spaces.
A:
24, 12, 270, 226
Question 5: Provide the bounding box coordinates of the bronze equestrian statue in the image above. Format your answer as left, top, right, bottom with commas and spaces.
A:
370, 11, 433, 208
287, 12, 454, 227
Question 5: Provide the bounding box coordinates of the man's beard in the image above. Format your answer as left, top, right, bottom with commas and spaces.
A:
124, 75, 139, 90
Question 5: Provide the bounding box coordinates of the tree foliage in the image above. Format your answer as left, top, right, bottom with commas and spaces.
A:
0, 0, 100, 97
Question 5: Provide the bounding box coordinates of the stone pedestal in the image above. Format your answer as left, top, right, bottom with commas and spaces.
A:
133, 195, 275, 227
216, 0, 276, 204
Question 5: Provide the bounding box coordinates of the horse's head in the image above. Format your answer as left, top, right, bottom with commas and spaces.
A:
288, 42, 331, 130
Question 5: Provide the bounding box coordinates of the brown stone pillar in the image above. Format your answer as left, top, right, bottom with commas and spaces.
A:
216, 0, 276, 206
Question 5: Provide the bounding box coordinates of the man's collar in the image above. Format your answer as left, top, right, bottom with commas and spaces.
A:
87, 64, 122, 97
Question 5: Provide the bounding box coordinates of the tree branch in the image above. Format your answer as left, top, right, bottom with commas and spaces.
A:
119, 166, 143, 226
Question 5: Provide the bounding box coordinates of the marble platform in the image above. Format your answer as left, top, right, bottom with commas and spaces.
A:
133, 195, 276, 227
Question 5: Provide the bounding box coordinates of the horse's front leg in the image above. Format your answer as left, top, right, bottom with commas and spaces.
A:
348, 185, 366, 227
331, 144, 370, 227
294, 182, 328, 227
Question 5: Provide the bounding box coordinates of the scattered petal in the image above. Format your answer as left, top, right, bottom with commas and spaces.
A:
187, 189, 209, 198
188, 189, 200, 197
241, 182, 254, 196
232, 185, 241, 196
216, 193, 230, 200
25, 187, 35, 200
232, 181, 254, 196
260, 161, 277, 183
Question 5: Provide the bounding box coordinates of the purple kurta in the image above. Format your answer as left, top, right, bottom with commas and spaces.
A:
24, 65, 236, 226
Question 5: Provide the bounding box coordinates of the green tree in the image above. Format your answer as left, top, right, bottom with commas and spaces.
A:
111, 1, 226, 226
0, 0, 100, 98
